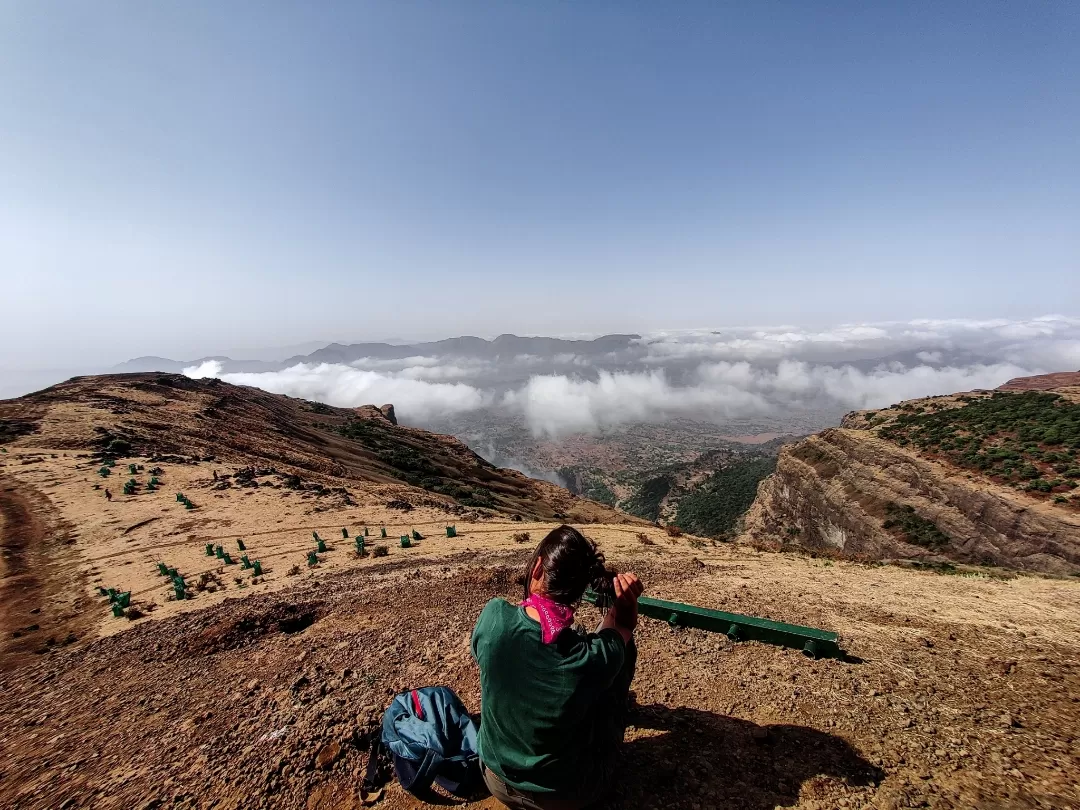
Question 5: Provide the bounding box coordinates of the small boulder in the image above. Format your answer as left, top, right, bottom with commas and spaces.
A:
315, 741, 342, 770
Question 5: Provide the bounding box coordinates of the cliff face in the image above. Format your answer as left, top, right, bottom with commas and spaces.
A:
743, 379, 1080, 575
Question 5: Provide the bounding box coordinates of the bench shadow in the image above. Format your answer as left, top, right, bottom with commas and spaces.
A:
602, 703, 883, 809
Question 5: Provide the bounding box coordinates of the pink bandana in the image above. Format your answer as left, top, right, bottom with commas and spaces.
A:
521, 594, 576, 644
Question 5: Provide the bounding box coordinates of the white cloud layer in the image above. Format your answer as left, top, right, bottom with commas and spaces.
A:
640, 315, 1080, 368
184, 316, 1079, 438
183, 360, 491, 422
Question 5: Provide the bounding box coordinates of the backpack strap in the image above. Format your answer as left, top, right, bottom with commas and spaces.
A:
363, 735, 386, 794
411, 689, 425, 720
409, 747, 444, 794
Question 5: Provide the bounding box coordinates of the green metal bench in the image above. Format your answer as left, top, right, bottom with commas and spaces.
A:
583, 591, 843, 659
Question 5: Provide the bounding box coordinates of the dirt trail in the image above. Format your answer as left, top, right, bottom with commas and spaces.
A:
0, 472, 93, 670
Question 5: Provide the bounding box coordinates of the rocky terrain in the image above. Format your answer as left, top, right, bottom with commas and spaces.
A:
744, 373, 1080, 574
1, 372, 1079, 809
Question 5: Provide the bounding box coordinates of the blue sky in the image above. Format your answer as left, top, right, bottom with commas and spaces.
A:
1, 1, 1077, 368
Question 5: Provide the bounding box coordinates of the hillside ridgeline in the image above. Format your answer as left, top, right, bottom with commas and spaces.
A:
0, 373, 630, 524
743, 372, 1080, 574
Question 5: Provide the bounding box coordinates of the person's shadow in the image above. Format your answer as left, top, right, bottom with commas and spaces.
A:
601, 703, 884, 809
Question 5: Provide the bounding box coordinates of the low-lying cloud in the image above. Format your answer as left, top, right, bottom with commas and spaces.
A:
183, 360, 490, 422
184, 316, 1079, 438
641, 315, 1080, 369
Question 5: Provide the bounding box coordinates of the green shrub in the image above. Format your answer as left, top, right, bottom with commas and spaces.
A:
107, 438, 132, 455
882, 503, 951, 550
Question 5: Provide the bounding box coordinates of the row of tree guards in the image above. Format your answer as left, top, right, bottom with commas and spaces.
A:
108, 521, 461, 617
306, 524, 459, 565
98, 586, 131, 618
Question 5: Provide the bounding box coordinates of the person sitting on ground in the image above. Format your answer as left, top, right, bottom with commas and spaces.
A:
471, 525, 643, 809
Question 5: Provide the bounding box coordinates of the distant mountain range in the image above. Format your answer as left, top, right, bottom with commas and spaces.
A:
113, 333, 643, 374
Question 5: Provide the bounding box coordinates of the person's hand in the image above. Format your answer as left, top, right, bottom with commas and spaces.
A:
612, 572, 644, 632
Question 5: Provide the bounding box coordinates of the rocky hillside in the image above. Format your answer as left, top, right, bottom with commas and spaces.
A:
0, 373, 631, 524
743, 373, 1080, 575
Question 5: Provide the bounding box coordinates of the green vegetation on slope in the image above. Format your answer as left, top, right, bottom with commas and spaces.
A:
674, 457, 777, 538
622, 475, 672, 521
878, 392, 1080, 500
556, 466, 617, 506
882, 502, 951, 550
338, 418, 495, 507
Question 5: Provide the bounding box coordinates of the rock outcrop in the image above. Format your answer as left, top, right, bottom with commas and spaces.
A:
743, 378, 1080, 575
997, 370, 1080, 392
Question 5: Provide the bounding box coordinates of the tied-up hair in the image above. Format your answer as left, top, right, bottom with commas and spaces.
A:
523, 525, 616, 606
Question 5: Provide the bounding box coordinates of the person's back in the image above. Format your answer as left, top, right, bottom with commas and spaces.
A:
471, 597, 626, 794
470, 525, 643, 810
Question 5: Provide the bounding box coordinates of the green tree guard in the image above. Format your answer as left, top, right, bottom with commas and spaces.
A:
400, 535, 411, 548
307, 551, 318, 567
146, 482, 157, 491
240, 554, 251, 569
129, 464, 137, 475
446, 525, 457, 538
107, 588, 118, 600
312, 531, 321, 542
412, 529, 422, 541
215, 545, 224, 559
167, 567, 178, 579
176, 493, 184, 502
149, 477, 160, 486
237, 539, 246, 551
380, 526, 387, 538
157, 562, 169, 576
184, 501, 195, 510
205, 544, 215, 556
99, 467, 111, 477
252, 560, 263, 576
342, 527, 349, 538
316, 539, 327, 553
355, 537, 366, 554
112, 603, 125, 618
116, 592, 131, 608
98, 587, 109, 597
222, 552, 234, 565
364, 526, 370, 536
123, 483, 135, 495
173, 582, 186, 600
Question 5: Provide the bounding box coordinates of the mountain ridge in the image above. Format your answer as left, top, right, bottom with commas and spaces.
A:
113, 333, 644, 374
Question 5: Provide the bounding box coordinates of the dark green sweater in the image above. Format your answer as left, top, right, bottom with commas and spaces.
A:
470, 598, 626, 794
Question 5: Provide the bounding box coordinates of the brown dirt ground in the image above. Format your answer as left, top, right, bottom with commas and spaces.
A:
1, 449, 1079, 809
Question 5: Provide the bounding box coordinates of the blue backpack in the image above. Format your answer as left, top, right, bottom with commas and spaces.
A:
380, 686, 482, 799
